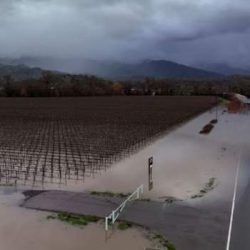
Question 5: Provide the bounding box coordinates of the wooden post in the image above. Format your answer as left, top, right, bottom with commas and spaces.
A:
148, 157, 153, 191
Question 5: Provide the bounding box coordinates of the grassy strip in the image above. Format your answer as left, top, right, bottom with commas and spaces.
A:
152, 233, 176, 250
47, 212, 100, 227
47, 213, 175, 249
90, 191, 131, 198
117, 221, 133, 230
191, 177, 216, 199
48, 212, 132, 231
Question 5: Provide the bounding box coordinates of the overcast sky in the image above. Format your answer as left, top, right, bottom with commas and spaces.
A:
0, 0, 250, 67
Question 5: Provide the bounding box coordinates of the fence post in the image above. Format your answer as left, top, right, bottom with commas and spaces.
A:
148, 157, 153, 191
105, 217, 108, 231
140, 184, 144, 195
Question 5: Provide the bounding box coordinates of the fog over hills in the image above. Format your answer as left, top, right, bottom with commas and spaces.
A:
0, 57, 222, 80
196, 63, 250, 76
0, 63, 43, 81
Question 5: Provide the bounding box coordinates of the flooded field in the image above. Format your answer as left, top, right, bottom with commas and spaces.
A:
1, 98, 249, 250
35, 107, 248, 206
0, 96, 214, 187
79, 108, 239, 202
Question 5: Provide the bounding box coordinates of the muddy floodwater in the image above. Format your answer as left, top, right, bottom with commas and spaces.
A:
0, 189, 155, 250
1, 106, 250, 250
38, 107, 249, 205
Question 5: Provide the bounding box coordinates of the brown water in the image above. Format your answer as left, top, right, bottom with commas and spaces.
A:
1, 107, 249, 250
0, 190, 155, 250
42, 107, 248, 204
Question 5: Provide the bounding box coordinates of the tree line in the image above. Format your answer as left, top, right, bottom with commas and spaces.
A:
0, 71, 250, 97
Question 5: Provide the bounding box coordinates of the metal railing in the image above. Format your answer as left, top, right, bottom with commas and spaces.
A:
105, 184, 144, 231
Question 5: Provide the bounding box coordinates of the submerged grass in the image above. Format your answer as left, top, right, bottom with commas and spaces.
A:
47, 212, 100, 227
152, 233, 176, 250
90, 191, 131, 198
199, 123, 214, 134
117, 221, 133, 230
47, 212, 176, 249
191, 177, 216, 199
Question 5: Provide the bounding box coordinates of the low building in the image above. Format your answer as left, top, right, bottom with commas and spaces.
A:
228, 93, 250, 113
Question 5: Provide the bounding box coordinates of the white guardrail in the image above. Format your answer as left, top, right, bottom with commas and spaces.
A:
105, 184, 144, 231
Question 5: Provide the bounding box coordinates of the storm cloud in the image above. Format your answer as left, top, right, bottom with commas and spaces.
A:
0, 0, 250, 67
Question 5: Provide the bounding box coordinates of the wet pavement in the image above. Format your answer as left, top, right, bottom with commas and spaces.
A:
23, 190, 230, 250
228, 150, 250, 250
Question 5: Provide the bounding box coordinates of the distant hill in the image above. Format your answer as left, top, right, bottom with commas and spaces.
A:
95, 60, 222, 80
197, 63, 250, 76
0, 57, 222, 80
0, 64, 43, 81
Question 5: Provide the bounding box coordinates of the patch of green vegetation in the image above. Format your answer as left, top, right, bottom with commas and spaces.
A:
152, 233, 176, 250
47, 212, 100, 227
90, 191, 115, 197
152, 233, 162, 240
117, 221, 133, 230
47, 215, 56, 220
164, 240, 176, 250
191, 194, 203, 199
206, 177, 216, 189
219, 97, 230, 105
90, 191, 131, 198
191, 177, 216, 199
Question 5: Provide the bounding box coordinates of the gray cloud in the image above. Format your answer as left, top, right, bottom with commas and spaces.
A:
0, 0, 250, 68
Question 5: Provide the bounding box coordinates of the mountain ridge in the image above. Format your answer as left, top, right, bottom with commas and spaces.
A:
0, 57, 223, 80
